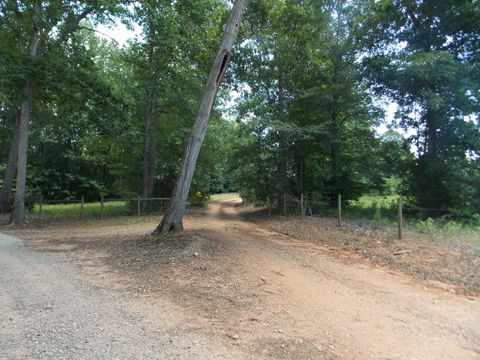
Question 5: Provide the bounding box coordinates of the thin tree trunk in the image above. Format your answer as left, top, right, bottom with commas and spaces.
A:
275, 70, 288, 209
154, 0, 248, 234
148, 86, 160, 197
142, 38, 155, 209
330, 109, 338, 200
0, 111, 20, 213
10, 1, 40, 225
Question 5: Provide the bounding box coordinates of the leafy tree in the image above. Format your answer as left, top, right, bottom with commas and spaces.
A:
155, 0, 248, 233
0, 0, 126, 223
358, 0, 480, 213
231, 0, 381, 210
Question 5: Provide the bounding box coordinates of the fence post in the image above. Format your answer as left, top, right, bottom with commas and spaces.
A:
337, 194, 342, 227
39, 193, 43, 222
80, 196, 85, 222
300, 193, 304, 217
283, 193, 287, 216
137, 195, 141, 217
397, 196, 403, 240
100, 195, 104, 220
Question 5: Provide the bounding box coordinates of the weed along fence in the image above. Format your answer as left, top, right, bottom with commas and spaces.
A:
267, 193, 462, 241
31, 196, 170, 224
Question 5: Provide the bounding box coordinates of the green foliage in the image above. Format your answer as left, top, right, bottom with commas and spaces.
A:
470, 214, 480, 229
189, 191, 211, 208
359, 0, 480, 214
230, 0, 382, 208
0, 0, 478, 224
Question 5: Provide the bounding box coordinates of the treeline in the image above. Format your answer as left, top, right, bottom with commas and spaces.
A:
0, 0, 479, 223
231, 0, 480, 216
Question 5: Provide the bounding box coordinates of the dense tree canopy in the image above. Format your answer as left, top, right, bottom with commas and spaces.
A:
0, 0, 478, 221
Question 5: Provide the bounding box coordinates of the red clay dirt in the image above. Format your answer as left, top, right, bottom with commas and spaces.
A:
9, 198, 480, 359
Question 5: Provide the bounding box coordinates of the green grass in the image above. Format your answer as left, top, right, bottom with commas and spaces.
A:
28, 201, 150, 221
210, 193, 240, 201
412, 217, 480, 245
341, 195, 480, 247
29, 201, 136, 221
349, 195, 398, 209
342, 195, 398, 226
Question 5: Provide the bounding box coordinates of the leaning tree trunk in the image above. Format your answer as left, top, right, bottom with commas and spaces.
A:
154, 0, 248, 234
10, 2, 40, 225
0, 111, 20, 213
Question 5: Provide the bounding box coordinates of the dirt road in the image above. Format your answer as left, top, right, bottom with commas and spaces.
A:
3, 198, 480, 359
187, 199, 480, 359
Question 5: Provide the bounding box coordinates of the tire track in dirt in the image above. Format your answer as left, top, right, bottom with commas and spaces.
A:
188, 199, 480, 360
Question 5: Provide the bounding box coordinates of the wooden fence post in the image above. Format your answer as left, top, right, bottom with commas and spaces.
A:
397, 196, 403, 240
300, 193, 304, 217
100, 195, 104, 220
39, 194, 43, 222
137, 195, 141, 217
337, 194, 342, 227
283, 193, 287, 217
80, 196, 85, 222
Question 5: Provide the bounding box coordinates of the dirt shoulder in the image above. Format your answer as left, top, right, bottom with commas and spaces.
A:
5, 199, 480, 360
246, 210, 480, 295
0, 232, 243, 360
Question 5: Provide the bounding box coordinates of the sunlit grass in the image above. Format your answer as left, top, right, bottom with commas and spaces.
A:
30, 201, 132, 220
210, 193, 240, 201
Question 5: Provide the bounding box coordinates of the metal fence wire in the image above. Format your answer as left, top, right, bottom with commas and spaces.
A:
0, 196, 170, 225
263, 193, 477, 240
1, 193, 477, 240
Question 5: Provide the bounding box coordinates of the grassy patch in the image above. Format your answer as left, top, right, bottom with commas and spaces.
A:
210, 193, 240, 201
312, 195, 480, 248
29, 201, 132, 221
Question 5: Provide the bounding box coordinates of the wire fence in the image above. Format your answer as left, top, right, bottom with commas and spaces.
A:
0, 196, 170, 225
265, 193, 478, 240
1, 193, 478, 238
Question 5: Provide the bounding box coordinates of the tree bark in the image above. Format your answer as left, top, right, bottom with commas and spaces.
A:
10, 1, 40, 225
276, 72, 288, 209
329, 108, 339, 201
149, 87, 160, 196
425, 105, 437, 157
142, 37, 155, 209
0, 111, 20, 213
154, 0, 248, 234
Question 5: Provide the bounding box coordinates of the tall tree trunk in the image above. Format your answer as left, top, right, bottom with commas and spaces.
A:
11, 81, 34, 224
276, 72, 288, 209
0, 111, 20, 213
154, 0, 248, 234
329, 48, 340, 202
148, 86, 160, 197
330, 109, 338, 202
425, 106, 437, 157
142, 85, 159, 210
142, 39, 155, 209
10, 2, 40, 225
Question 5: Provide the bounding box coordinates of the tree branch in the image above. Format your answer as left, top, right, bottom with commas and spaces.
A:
77, 25, 119, 45
55, 6, 98, 45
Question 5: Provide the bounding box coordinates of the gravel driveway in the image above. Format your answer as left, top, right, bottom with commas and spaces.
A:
0, 232, 236, 360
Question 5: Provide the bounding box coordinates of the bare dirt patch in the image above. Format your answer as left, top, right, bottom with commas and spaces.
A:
5, 200, 480, 360
245, 211, 480, 295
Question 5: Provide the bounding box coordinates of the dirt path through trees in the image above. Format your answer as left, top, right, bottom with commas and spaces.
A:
190, 199, 480, 359
4, 198, 480, 359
